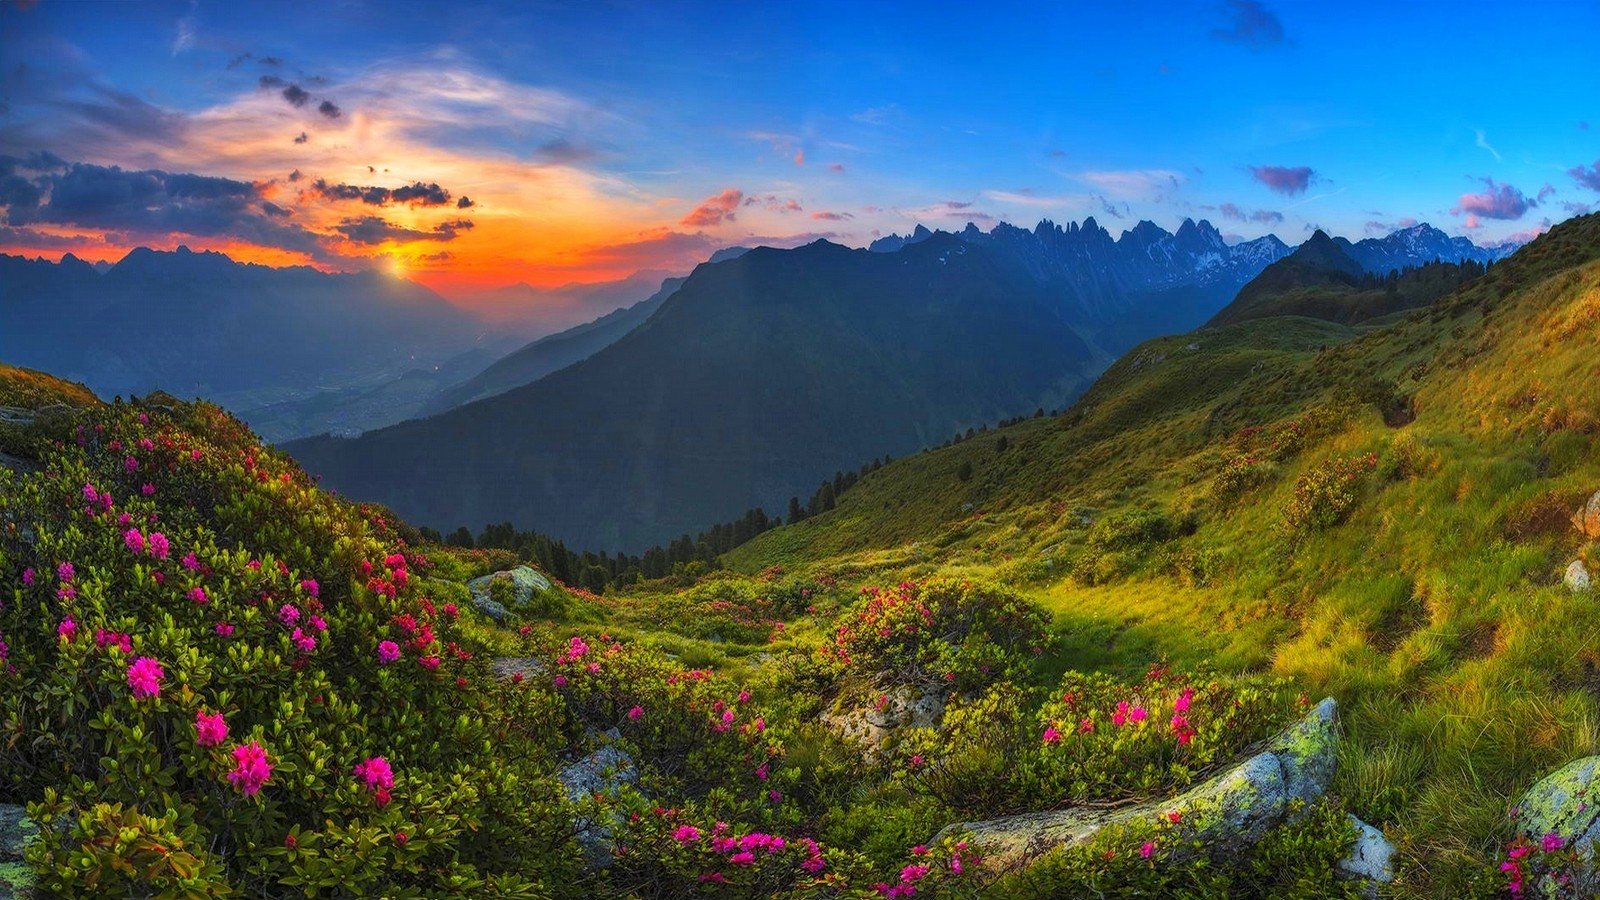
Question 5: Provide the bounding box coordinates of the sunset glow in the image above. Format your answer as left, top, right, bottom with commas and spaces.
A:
3, 1, 1597, 310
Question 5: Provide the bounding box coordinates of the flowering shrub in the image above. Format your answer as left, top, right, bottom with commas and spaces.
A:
818, 578, 1048, 694
1, 398, 577, 896
1498, 832, 1587, 898
1283, 453, 1380, 534
1213, 452, 1277, 500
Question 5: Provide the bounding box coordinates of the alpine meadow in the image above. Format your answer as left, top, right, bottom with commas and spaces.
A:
2, 2, 1599, 898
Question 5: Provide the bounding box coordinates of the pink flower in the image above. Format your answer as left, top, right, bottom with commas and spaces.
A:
124, 456, 139, 472
910, 754, 924, 768
195, 710, 228, 747
768, 789, 782, 802
1174, 687, 1194, 715
56, 561, 74, 582
1130, 706, 1149, 723
755, 763, 769, 781
377, 640, 400, 663
353, 755, 395, 805
418, 656, 440, 670
1508, 845, 1531, 860
1140, 841, 1155, 859
585, 661, 600, 675
126, 656, 164, 698
94, 629, 132, 653
672, 825, 701, 843
1043, 725, 1062, 744
279, 604, 300, 625
57, 617, 77, 640
738, 690, 751, 703
291, 628, 316, 654
141, 483, 155, 496
553, 674, 568, 688
227, 741, 273, 796
214, 622, 234, 636
802, 854, 827, 872
123, 529, 145, 553
299, 579, 319, 598
147, 532, 170, 560
188, 586, 208, 605
21, 568, 34, 586
950, 855, 963, 875
1540, 832, 1564, 852
627, 705, 643, 721
310, 615, 327, 632
82, 483, 98, 503
729, 851, 755, 867
181, 552, 200, 571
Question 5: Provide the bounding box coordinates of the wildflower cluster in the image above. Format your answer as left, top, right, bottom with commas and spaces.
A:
1283, 452, 1380, 534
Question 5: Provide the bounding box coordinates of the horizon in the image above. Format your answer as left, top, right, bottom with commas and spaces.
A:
2, 0, 1597, 309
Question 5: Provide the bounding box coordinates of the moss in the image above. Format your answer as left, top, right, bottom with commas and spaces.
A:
0, 859, 37, 893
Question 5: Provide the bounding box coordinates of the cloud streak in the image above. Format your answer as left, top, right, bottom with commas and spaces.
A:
1249, 165, 1313, 195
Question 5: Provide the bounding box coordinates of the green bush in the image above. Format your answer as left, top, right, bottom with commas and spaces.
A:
1283, 453, 1379, 535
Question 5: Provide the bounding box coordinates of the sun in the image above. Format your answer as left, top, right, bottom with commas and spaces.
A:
386, 255, 407, 278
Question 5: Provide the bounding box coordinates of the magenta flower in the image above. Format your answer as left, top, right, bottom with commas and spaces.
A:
227, 741, 273, 796
279, 603, 300, 625
310, 615, 327, 632
291, 628, 316, 654
20, 568, 34, 586
82, 483, 98, 503
418, 656, 440, 670
1541, 832, 1564, 852
188, 586, 208, 605
126, 656, 164, 699
553, 674, 568, 688
1174, 687, 1195, 715
627, 705, 643, 721
1042, 725, 1062, 744
57, 561, 74, 582
353, 756, 395, 795
300, 579, 319, 597
57, 617, 77, 640
123, 529, 145, 554
147, 532, 170, 560
729, 851, 756, 867
1140, 841, 1155, 858
214, 622, 235, 636
672, 825, 701, 843
141, 483, 155, 496
768, 789, 782, 802
1130, 706, 1149, 723
124, 456, 139, 472
196, 710, 228, 747
377, 640, 400, 664
181, 552, 200, 571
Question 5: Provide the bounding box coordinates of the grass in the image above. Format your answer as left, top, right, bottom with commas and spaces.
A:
706, 214, 1600, 896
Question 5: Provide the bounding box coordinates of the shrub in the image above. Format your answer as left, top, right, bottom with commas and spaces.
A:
1283, 453, 1379, 535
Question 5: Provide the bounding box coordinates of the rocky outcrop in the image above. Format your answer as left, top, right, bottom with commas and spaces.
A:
1512, 755, 1600, 897
466, 566, 553, 622
560, 742, 638, 867
934, 698, 1344, 873
490, 657, 545, 681
821, 685, 945, 752
1576, 490, 1600, 540
1336, 815, 1396, 898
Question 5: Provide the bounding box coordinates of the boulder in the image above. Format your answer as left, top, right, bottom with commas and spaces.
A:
0, 804, 38, 900
466, 566, 554, 622
1577, 490, 1600, 540
490, 657, 545, 681
822, 685, 946, 752
1513, 755, 1600, 898
1566, 559, 1592, 593
559, 744, 639, 867
935, 697, 1340, 872
1335, 815, 1396, 898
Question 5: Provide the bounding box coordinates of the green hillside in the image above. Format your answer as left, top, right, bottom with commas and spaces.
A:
721, 213, 1600, 893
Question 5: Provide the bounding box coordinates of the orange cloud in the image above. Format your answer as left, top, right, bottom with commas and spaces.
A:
680, 189, 744, 227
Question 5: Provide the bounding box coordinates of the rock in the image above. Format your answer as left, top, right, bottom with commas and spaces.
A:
559, 744, 639, 867
0, 804, 38, 900
822, 685, 946, 752
935, 697, 1341, 872
1513, 755, 1600, 898
1336, 815, 1396, 898
466, 565, 554, 622
490, 657, 545, 681
1566, 559, 1592, 593
1577, 490, 1600, 539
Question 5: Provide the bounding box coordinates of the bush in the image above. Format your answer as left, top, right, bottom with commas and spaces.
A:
1283, 453, 1379, 535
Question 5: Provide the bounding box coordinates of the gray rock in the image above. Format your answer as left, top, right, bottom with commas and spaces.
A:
822, 685, 946, 752
559, 744, 639, 868
0, 804, 38, 899
466, 565, 554, 621
1565, 559, 1592, 593
490, 657, 545, 681
1336, 815, 1396, 898
934, 697, 1341, 873
1514, 755, 1600, 898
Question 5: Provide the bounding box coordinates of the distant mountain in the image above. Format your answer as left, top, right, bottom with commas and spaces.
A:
285, 234, 1104, 550
0, 247, 494, 406
417, 275, 687, 416
1339, 223, 1521, 274
457, 270, 677, 334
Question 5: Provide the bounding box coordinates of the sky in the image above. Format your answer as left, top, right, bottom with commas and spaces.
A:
2, 0, 1597, 303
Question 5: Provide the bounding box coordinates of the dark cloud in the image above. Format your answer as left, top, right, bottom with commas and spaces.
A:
420, 251, 452, 262
317, 100, 341, 119
288, 169, 303, 182
1569, 159, 1600, 193
680, 189, 743, 227
259, 74, 286, 89
226, 52, 253, 71
1536, 183, 1557, 203
333, 215, 473, 245
810, 210, 852, 221
1451, 178, 1535, 220
1219, 201, 1246, 221
0, 160, 331, 260
260, 201, 291, 218
456, 195, 474, 209
1249, 164, 1313, 195
293, 132, 308, 144
0, 225, 101, 249
281, 84, 311, 108
259, 56, 283, 67
828, 163, 845, 173
311, 178, 455, 207
1561, 201, 1594, 216
530, 138, 599, 165
1098, 196, 1124, 218
1250, 209, 1283, 224
1210, 0, 1286, 49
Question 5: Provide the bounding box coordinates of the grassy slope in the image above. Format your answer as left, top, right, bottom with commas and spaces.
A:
0, 363, 101, 410
724, 214, 1600, 895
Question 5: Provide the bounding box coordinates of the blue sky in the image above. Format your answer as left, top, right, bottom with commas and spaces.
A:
2, 0, 1596, 294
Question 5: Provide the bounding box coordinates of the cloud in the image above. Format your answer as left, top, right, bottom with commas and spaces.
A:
1249, 165, 1313, 195
293, 132, 308, 144
226, 52, 252, 71
1251, 209, 1283, 223
530, 138, 599, 165
0, 159, 332, 259
1397, 217, 1418, 227
1451, 177, 1535, 220
172, 10, 196, 56
258, 75, 286, 89
829, 163, 845, 173
310, 178, 456, 207
1535, 183, 1556, 203
1210, 0, 1286, 49
259, 56, 282, 67
793, 148, 805, 166
281, 84, 311, 108
1561, 201, 1593, 216
1219, 202, 1246, 221
1218, 201, 1283, 224
457, 195, 474, 209
333, 215, 472, 245
1473, 129, 1501, 161
572, 229, 717, 269
1569, 159, 1600, 192
0, 225, 110, 250
1099, 196, 1125, 218
680, 188, 743, 227
1078, 169, 1184, 199
317, 100, 341, 119
850, 104, 900, 125
810, 211, 852, 221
